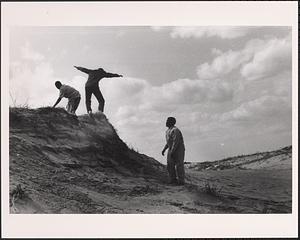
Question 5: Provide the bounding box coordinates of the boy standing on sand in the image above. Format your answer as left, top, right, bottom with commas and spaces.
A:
74, 66, 123, 116
162, 117, 186, 185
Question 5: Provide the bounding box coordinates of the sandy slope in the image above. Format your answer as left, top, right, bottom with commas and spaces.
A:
9, 107, 292, 214
185, 146, 292, 171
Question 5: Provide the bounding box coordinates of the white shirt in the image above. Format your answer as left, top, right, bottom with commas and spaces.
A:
59, 85, 81, 99
166, 126, 185, 154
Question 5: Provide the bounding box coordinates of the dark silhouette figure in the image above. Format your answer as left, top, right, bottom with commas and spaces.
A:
74, 66, 123, 115
162, 117, 185, 185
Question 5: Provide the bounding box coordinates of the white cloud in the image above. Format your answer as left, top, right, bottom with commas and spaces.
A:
220, 95, 291, 123
197, 49, 251, 79
149, 79, 208, 106
9, 61, 62, 108
211, 48, 223, 56
241, 36, 292, 80
102, 77, 149, 102
10, 43, 67, 108
20, 42, 45, 61
171, 26, 251, 39
197, 38, 265, 79
197, 34, 292, 81
102, 76, 235, 126
150, 26, 164, 31
151, 26, 253, 39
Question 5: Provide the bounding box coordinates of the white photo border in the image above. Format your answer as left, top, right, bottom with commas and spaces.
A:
1, 1, 298, 238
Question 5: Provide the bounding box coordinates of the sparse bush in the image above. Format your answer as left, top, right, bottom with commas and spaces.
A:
203, 181, 223, 197
9, 92, 30, 108
10, 184, 26, 208
128, 145, 140, 154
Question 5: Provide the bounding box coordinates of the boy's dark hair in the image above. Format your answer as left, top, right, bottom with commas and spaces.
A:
55, 81, 62, 89
167, 117, 176, 126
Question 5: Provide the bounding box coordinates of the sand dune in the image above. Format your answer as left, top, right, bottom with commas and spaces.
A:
9, 107, 292, 213
185, 146, 292, 170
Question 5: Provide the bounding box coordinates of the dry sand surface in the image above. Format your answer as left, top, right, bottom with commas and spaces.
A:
9, 107, 292, 214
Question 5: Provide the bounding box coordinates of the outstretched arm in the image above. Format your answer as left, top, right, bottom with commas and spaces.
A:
104, 72, 123, 78
53, 97, 62, 108
74, 66, 92, 74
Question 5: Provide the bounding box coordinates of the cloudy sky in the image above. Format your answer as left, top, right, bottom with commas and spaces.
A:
9, 26, 292, 163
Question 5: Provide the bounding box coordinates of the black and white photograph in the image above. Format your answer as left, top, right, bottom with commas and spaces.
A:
1, 1, 298, 238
